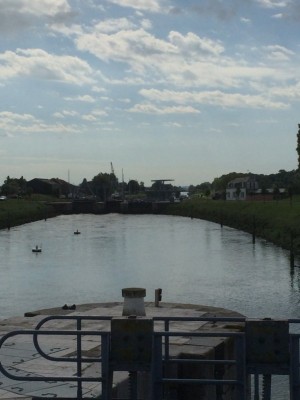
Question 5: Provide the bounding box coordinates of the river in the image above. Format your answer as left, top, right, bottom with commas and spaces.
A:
0, 213, 299, 320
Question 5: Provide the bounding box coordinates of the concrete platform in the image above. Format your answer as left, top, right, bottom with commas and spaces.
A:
0, 302, 244, 399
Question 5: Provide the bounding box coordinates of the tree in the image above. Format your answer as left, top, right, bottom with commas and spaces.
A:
91, 172, 118, 200
1, 176, 27, 196
128, 180, 140, 194
297, 124, 300, 170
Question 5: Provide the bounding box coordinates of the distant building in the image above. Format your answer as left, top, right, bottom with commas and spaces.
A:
27, 178, 77, 197
226, 176, 258, 201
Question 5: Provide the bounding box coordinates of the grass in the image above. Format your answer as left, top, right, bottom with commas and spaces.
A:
0, 196, 58, 230
165, 196, 300, 253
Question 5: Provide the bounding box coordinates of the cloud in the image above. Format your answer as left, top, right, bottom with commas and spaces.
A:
76, 28, 177, 73
255, 0, 288, 8
0, 0, 73, 34
0, 48, 95, 85
168, 31, 224, 56
0, 111, 79, 135
139, 88, 288, 109
95, 18, 136, 33
264, 44, 295, 61
128, 103, 200, 114
106, 0, 169, 13
53, 110, 79, 118
240, 17, 251, 23
75, 23, 288, 91
64, 95, 96, 102
268, 82, 300, 99
81, 108, 108, 121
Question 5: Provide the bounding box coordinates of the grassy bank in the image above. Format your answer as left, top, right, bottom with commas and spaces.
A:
166, 197, 300, 254
0, 196, 58, 230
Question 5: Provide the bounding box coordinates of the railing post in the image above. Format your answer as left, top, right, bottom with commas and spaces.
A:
101, 332, 112, 400
290, 335, 300, 400
76, 318, 83, 399
235, 334, 247, 400
152, 335, 163, 400
164, 320, 169, 361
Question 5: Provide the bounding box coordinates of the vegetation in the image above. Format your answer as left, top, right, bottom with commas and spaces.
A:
0, 197, 58, 230
165, 196, 300, 254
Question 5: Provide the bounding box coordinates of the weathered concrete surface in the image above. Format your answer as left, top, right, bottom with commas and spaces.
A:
0, 302, 244, 399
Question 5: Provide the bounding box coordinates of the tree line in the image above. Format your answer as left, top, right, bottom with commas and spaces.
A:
1, 169, 300, 200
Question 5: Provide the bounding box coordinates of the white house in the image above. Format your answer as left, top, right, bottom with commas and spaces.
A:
226, 176, 258, 201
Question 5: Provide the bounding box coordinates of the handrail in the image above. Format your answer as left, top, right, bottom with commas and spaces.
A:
33, 314, 112, 362
1, 315, 300, 399
0, 329, 108, 381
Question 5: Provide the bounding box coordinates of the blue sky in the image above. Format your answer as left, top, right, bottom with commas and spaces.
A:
0, 0, 300, 186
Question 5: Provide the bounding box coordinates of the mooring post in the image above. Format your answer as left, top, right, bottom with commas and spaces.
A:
252, 215, 256, 244
290, 232, 295, 269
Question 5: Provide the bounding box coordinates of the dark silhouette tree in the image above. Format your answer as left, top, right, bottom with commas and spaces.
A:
297, 124, 300, 170
128, 180, 140, 194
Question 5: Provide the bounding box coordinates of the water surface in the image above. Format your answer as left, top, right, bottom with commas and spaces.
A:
0, 213, 299, 320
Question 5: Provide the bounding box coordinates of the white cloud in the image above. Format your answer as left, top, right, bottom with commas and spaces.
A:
53, 110, 79, 118
0, 49, 95, 85
82, 109, 108, 121
168, 31, 224, 56
76, 28, 177, 73
0, 111, 79, 135
139, 88, 288, 109
0, 0, 73, 34
75, 25, 287, 90
17, 0, 71, 17
128, 103, 201, 114
49, 23, 83, 37
95, 18, 136, 33
240, 17, 251, 23
264, 44, 295, 61
0, 111, 36, 123
106, 0, 169, 13
64, 95, 96, 102
255, 0, 288, 8
0, 0, 71, 17
268, 82, 300, 99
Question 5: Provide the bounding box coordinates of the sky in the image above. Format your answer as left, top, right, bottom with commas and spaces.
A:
0, 0, 300, 187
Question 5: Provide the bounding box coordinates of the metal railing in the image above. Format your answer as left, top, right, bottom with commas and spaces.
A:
0, 315, 299, 399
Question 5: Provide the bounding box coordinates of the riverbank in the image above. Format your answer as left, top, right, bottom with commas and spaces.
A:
165, 197, 300, 254
0, 196, 58, 230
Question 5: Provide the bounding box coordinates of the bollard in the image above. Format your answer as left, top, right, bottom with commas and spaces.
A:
155, 288, 162, 307
122, 287, 146, 316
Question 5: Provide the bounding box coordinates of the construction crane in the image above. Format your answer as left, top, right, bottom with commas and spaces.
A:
110, 162, 115, 176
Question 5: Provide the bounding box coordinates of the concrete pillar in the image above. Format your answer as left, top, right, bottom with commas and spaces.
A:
122, 287, 146, 316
